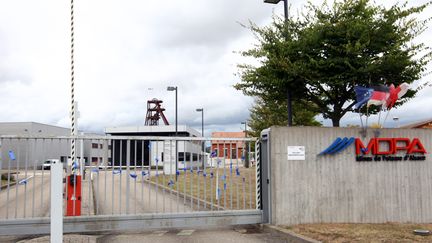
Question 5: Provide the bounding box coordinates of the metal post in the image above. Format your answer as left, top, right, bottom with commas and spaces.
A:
175, 87, 178, 180
283, 0, 292, 127
196, 108, 205, 167
284, 0, 288, 19
201, 111, 204, 167
264, 0, 292, 126
50, 160, 63, 243
259, 129, 272, 224
242, 122, 249, 168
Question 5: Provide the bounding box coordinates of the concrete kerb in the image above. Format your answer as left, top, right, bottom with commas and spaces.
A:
263, 225, 321, 243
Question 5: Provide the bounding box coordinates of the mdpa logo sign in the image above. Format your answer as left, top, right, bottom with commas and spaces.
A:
320, 137, 427, 161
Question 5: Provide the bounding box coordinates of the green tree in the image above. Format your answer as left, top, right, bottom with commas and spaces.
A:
235, 0, 431, 126
248, 98, 321, 138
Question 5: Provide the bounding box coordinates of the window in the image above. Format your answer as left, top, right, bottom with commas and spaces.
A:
192, 154, 198, 161
99, 144, 103, 149
178, 152, 185, 161
92, 143, 98, 149
224, 148, 228, 158
91, 157, 98, 162
231, 148, 237, 159
214, 149, 218, 157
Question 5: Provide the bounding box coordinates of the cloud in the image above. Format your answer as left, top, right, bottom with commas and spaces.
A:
0, 0, 431, 136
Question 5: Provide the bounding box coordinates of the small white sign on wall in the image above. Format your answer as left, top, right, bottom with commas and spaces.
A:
287, 146, 305, 160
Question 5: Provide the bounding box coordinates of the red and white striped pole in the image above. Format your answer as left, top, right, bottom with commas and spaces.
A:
70, 0, 77, 173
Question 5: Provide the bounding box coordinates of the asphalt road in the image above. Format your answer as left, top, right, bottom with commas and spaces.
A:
4, 225, 294, 243
0, 170, 93, 220
0, 169, 194, 219
92, 170, 193, 215
0, 171, 51, 219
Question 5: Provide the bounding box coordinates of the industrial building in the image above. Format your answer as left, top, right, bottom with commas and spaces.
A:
211, 131, 246, 160
0, 122, 105, 169
105, 125, 203, 172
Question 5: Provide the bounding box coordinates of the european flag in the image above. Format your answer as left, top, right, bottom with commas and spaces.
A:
354, 86, 374, 109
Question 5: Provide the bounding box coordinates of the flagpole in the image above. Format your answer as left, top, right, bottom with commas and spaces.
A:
382, 109, 391, 128
378, 109, 382, 128
366, 106, 370, 129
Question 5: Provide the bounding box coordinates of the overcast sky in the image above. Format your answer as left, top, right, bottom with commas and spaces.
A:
0, 0, 431, 136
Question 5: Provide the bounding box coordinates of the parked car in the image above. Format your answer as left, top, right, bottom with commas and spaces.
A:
42, 159, 61, 170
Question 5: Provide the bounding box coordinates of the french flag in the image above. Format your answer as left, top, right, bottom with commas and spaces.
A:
385, 83, 409, 109
367, 85, 390, 107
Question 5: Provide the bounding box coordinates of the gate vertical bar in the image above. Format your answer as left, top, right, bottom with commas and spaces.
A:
183, 146, 186, 212
111, 140, 115, 215
15, 139, 20, 218
141, 140, 144, 211
0, 139, 2, 196
229, 142, 233, 209
162, 141, 166, 213
23, 138, 29, 218
168, 140, 177, 213
6, 138, 12, 219
248, 141, 252, 209
203, 138, 207, 211
104, 139, 108, 213
32, 139, 37, 218
126, 140, 130, 214
134, 140, 137, 214
119, 141, 123, 214
223, 141, 226, 209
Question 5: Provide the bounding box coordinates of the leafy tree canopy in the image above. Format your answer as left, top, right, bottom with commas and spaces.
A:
235, 0, 432, 126
248, 98, 321, 138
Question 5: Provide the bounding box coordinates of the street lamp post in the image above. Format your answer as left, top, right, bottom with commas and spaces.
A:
264, 0, 292, 126
196, 108, 204, 167
241, 121, 249, 168
167, 86, 178, 180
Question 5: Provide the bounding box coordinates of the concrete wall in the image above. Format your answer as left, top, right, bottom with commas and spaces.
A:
268, 126, 432, 225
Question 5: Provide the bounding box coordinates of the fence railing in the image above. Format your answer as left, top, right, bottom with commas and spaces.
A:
0, 135, 257, 220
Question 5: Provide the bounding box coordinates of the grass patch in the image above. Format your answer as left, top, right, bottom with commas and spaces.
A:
147, 167, 256, 210
287, 223, 432, 242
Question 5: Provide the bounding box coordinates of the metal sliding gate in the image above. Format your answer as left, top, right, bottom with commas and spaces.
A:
0, 135, 264, 235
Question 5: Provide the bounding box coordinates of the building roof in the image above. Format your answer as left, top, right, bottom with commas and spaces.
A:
0, 122, 70, 136
105, 125, 201, 137
400, 118, 432, 129
211, 131, 246, 138
211, 131, 246, 146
